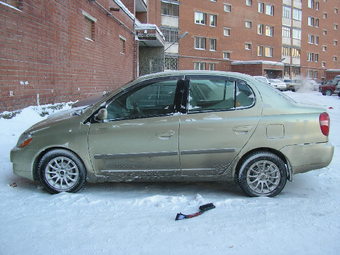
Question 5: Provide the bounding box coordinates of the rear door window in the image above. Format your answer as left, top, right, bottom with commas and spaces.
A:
188, 79, 255, 113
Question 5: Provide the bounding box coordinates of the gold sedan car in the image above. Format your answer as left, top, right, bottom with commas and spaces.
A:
10, 71, 334, 197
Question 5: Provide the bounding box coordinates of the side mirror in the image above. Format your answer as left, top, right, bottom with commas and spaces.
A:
95, 108, 107, 121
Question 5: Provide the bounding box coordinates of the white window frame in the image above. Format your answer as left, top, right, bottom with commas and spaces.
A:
283, 6, 291, 19
266, 4, 274, 16
308, 34, 314, 44
258, 2, 264, 13
194, 36, 206, 50
265, 26, 274, 37
209, 38, 217, 51
246, 0, 252, 6
224, 4, 232, 13
223, 52, 231, 59
293, 9, 302, 21
210, 14, 217, 27
265, 46, 273, 57
194, 62, 206, 70
257, 45, 263, 56
245, 20, 252, 29
224, 27, 231, 36
282, 27, 291, 38
258, 24, 263, 35
245, 43, 252, 50
195, 12, 206, 25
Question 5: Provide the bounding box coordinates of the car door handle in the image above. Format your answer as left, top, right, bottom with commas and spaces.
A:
232, 125, 252, 135
156, 130, 175, 140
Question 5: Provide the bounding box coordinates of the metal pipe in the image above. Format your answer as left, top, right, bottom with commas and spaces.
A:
89, 0, 135, 34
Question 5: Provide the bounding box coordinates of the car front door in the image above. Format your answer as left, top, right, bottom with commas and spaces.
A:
179, 76, 262, 180
87, 78, 183, 182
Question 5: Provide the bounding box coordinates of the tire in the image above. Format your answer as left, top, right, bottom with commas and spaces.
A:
238, 152, 287, 197
323, 89, 332, 96
38, 149, 86, 194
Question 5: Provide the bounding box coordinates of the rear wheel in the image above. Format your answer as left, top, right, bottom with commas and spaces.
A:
323, 89, 332, 96
38, 149, 86, 194
238, 152, 287, 197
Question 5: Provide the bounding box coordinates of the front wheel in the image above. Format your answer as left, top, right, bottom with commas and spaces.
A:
238, 152, 287, 197
37, 149, 86, 194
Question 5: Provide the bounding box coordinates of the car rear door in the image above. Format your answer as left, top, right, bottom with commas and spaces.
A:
179, 76, 262, 179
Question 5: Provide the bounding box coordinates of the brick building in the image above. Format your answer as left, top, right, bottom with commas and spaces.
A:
0, 0, 164, 112
1, 0, 340, 112
157, 0, 340, 80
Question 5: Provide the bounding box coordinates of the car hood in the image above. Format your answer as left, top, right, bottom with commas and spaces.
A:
25, 107, 87, 134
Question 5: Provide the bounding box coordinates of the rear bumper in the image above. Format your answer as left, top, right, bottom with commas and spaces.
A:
280, 141, 334, 175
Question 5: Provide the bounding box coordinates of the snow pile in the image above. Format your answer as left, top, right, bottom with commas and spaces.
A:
1, 92, 340, 254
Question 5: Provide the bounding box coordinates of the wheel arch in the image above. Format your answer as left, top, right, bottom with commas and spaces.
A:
234, 147, 292, 181
33, 147, 87, 181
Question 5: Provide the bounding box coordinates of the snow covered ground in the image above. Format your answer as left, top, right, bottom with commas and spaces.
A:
1, 91, 339, 255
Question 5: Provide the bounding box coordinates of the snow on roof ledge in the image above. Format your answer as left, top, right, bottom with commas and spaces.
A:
326, 69, 340, 72
231, 60, 284, 66
114, 0, 135, 20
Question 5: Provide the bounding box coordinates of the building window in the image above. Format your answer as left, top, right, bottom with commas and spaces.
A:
258, 24, 263, 35
257, 45, 263, 56
224, 4, 232, 12
335, 8, 339, 14
322, 45, 327, 52
245, 21, 252, 29
323, 29, 327, 35
335, 24, 338, 30
308, 34, 314, 44
283, 6, 291, 19
119, 36, 126, 53
308, 16, 314, 26
315, 19, 319, 27
265, 47, 273, 57
307, 70, 313, 78
165, 57, 178, 70
265, 26, 274, 37
223, 52, 231, 59
258, 2, 264, 13
210, 14, 217, 27
82, 10, 98, 41
246, 0, 252, 6
314, 71, 318, 79
194, 62, 206, 70
316, 2, 319, 10
293, 29, 301, 40
322, 62, 326, 68
292, 48, 301, 58
195, 37, 206, 50
245, 43, 252, 50
161, 2, 179, 16
266, 4, 274, 16
282, 47, 290, 56
315, 54, 319, 62
282, 27, 291, 38
224, 28, 231, 36
315, 36, 319, 45
195, 12, 206, 25
335, 40, 338, 46
307, 52, 314, 62
209, 38, 217, 51
308, 0, 314, 8
334, 56, 338, 62
162, 29, 179, 43
209, 63, 215, 70
323, 13, 327, 19
293, 9, 302, 21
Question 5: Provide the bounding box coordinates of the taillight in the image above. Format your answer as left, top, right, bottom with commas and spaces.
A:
319, 112, 330, 136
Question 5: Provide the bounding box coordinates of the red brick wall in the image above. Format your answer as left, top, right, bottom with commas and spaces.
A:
0, 0, 136, 112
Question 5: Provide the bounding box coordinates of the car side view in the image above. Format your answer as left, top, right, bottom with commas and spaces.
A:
10, 71, 334, 197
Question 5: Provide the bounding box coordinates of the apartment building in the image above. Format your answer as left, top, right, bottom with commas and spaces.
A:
156, 0, 340, 80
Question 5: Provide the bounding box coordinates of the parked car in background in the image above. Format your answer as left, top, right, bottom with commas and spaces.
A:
10, 71, 334, 197
254, 76, 271, 86
319, 84, 336, 96
269, 79, 287, 91
284, 79, 300, 91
